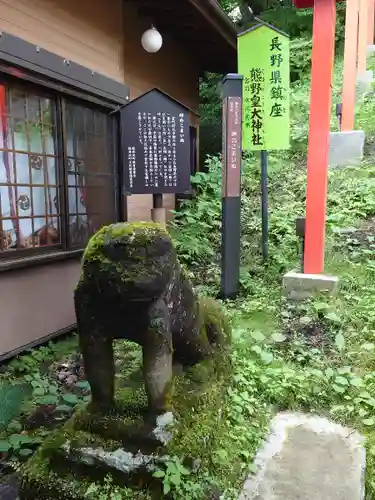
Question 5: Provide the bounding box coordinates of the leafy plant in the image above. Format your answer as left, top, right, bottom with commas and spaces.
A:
84, 474, 134, 500
153, 457, 201, 499
0, 433, 41, 457
26, 372, 59, 405
0, 382, 32, 430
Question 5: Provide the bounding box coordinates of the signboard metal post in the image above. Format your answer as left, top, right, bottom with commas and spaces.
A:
238, 22, 290, 261
260, 150, 269, 260
220, 74, 243, 299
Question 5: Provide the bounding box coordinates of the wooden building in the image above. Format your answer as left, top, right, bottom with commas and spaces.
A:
0, 0, 237, 360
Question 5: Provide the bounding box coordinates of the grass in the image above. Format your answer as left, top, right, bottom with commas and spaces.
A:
167, 56, 375, 498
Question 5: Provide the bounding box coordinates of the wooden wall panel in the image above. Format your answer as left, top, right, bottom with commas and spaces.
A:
0, 0, 124, 81
0, 260, 79, 359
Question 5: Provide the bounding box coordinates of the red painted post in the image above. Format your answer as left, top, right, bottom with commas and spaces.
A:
303, 0, 337, 274
341, 0, 359, 131
368, 0, 374, 44
358, 0, 369, 72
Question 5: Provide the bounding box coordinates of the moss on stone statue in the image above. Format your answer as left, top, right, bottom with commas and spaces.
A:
78, 221, 170, 288
82, 221, 167, 261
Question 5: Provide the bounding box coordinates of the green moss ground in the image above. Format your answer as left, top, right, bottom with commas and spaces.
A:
19, 341, 231, 500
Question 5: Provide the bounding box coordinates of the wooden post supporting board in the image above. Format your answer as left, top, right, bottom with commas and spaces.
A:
151, 193, 166, 228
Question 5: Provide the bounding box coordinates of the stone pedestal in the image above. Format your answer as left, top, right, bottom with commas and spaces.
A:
356, 70, 374, 96
282, 271, 339, 300
239, 413, 365, 500
329, 130, 365, 168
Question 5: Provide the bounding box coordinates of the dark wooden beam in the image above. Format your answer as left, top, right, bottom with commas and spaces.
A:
137, 8, 198, 27
130, 0, 177, 7
156, 23, 220, 44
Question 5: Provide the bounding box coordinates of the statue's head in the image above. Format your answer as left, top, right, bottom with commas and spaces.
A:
79, 222, 176, 301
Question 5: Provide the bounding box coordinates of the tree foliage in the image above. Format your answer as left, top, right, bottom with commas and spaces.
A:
200, 3, 347, 161
218, 0, 240, 13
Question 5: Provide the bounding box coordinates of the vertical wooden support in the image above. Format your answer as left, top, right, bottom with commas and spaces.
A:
304, 0, 336, 274
151, 193, 166, 228
342, 0, 360, 131
367, 0, 374, 44
358, 0, 369, 72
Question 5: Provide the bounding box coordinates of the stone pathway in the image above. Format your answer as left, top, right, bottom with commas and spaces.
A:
239, 413, 365, 500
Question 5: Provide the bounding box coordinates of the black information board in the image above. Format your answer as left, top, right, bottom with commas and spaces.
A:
120, 89, 191, 195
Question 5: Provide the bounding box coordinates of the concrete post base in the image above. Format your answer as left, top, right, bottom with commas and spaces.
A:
329, 130, 365, 168
356, 70, 374, 96
282, 271, 339, 300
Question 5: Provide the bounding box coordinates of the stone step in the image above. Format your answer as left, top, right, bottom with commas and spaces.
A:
239, 413, 365, 500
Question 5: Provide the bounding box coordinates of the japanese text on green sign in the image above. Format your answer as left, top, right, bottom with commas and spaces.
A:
238, 24, 290, 151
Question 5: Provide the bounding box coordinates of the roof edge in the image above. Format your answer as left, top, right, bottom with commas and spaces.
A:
187, 0, 239, 49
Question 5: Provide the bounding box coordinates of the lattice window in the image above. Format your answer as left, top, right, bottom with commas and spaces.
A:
0, 80, 118, 257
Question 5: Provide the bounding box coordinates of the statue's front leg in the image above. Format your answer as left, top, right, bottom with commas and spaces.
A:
79, 327, 115, 411
143, 299, 173, 415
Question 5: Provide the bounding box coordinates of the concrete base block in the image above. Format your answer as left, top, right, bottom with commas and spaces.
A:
282, 271, 339, 300
329, 130, 365, 168
239, 412, 365, 500
357, 70, 374, 96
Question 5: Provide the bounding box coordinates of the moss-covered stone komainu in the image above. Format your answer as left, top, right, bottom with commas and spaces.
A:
74, 222, 231, 414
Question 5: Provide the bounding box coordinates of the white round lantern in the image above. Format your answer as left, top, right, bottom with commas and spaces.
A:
141, 27, 163, 53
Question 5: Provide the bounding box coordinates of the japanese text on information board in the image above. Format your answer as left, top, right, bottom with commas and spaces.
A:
120, 89, 191, 194
238, 24, 290, 151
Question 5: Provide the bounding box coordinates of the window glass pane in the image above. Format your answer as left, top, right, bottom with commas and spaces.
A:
65, 100, 117, 249
30, 154, 45, 184
46, 157, 57, 186
68, 185, 78, 214
0, 82, 60, 254
69, 214, 88, 247
27, 95, 40, 122
13, 118, 29, 152
11, 91, 26, 119
29, 122, 43, 154
94, 111, 105, 135
14, 153, 30, 184
85, 108, 95, 133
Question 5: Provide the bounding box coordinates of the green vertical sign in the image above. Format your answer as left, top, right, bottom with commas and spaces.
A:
238, 23, 290, 151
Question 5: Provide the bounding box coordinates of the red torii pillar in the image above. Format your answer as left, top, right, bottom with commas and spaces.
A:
367, 0, 374, 45
341, 0, 359, 131
294, 0, 339, 274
